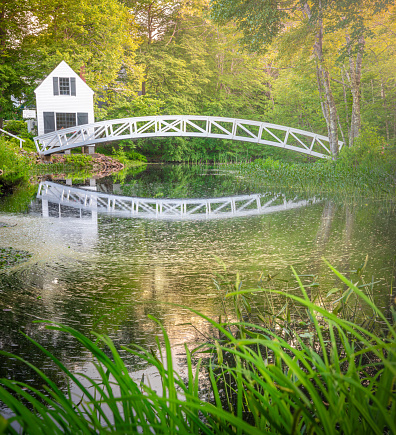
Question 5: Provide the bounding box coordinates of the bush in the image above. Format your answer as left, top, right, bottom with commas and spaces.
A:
3, 120, 30, 138
336, 128, 394, 170
0, 138, 32, 191
2, 120, 36, 152
112, 144, 147, 164
63, 154, 93, 168
125, 150, 147, 162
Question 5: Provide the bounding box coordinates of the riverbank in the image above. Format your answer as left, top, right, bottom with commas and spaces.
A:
0, 136, 146, 195
233, 157, 396, 199
230, 130, 396, 199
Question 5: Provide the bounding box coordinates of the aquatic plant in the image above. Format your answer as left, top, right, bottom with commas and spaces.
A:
0, 263, 394, 434
0, 247, 32, 270
235, 146, 396, 198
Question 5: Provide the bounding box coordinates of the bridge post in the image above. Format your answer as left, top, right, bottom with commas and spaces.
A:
42, 199, 49, 217
82, 145, 95, 154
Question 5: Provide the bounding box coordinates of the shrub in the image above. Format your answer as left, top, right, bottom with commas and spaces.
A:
3, 120, 29, 137
125, 150, 147, 162
0, 138, 32, 191
63, 154, 93, 168
336, 128, 394, 170
112, 144, 147, 164
2, 120, 36, 152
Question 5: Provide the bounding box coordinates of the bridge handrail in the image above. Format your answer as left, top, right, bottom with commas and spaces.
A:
34, 115, 343, 158
0, 128, 26, 148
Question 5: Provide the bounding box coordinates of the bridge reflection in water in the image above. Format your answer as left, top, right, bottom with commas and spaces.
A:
37, 181, 319, 221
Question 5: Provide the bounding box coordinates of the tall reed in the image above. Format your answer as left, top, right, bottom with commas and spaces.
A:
0, 262, 394, 434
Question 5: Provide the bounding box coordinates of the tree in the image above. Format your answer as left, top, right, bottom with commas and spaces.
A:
135, 4, 270, 117
0, 0, 141, 122
122, 0, 183, 95
359, 4, 396, 142
114, 4, 272, 161
30, 0, 140, 105
210, 0, 393, 155
0, 0, 43, 126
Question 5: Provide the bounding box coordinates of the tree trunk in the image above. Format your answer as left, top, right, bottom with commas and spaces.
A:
346, 35, 364, 147
380, 79, 389, 141
320, 67, 339, 157
306, 1, 339, 158
394, 102, 396, 141
341, 68, 350, 138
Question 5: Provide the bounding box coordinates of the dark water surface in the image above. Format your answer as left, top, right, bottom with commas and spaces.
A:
0, 164, 395, 403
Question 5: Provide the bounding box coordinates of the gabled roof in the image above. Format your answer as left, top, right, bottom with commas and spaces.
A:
34, 60, 94, 94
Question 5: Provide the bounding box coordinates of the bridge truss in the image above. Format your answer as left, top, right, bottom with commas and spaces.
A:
37, 182, 318, 221
34, 116, 343, 158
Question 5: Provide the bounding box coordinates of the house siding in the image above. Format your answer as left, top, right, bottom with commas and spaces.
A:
35, 61, 94, 136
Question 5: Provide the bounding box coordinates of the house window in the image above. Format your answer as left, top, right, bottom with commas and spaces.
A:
53, 77, 76, 96
56, 113, 76, 129
59, 78, 70, 95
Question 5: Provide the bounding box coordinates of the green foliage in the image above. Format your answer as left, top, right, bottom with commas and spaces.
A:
0, 0, 142, 117
30, 0, 140, 105
336, 128, 395, 170
0, 138, 32, 191
136, 8, 270, 118
2, 120, 36, 152
207, 261, 396, 434
3, 120, 30, 138
210, 0, 287, 52
111, 144, 147, 165
62, 154, 94, 168
98, 96, 164, 121
3, 0, 396, 164
31, 154, 96, 180
236, 148, 396, 197
124, 150, 147, 162
0, 264, 394, 433
0, 0, 41, 120
0, 183, 37, 213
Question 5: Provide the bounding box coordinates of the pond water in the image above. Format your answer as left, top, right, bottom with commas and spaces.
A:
0, 164, 395, 404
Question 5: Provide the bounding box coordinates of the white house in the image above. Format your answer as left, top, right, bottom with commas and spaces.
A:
35, 61, 94, 136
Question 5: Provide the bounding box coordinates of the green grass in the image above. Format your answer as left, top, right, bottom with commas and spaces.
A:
0, 262, 394, 434
233, 130, 396, 198
234, 156, 396, 198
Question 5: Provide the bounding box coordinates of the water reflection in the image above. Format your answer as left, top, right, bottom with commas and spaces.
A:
0, 164, 395, 408
37, 181, 320, 220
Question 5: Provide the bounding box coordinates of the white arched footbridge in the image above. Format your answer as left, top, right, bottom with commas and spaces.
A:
34, 116, 343, 158
37, 182, 319, 221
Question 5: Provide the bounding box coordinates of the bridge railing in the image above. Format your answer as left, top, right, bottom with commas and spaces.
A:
34, 115, 343, 158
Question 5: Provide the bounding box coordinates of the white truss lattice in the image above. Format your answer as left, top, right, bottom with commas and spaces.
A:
34, 116, 343, 158
37, 182, 318, 221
